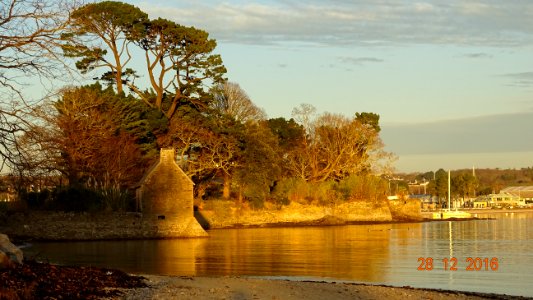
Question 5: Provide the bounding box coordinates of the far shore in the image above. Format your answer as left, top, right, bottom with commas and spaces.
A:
421, 207, 533, 218
3, 207, 532, 242
117, 275, 526, 300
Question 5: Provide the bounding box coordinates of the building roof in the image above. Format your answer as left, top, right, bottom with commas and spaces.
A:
500, 186, 533, 198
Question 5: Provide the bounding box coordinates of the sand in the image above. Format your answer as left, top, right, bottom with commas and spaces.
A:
117, 276, 525, 300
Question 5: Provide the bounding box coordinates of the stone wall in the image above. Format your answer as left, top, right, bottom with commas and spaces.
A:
388, 199, 423, 221
197, 200, 395, 229
137, 149, 194, 220
0, 201, 422, 240
134, 148, 206, 238
0, 212, 207, 241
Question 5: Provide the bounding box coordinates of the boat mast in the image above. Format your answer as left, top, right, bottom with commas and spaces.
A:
448, 170, 451, 211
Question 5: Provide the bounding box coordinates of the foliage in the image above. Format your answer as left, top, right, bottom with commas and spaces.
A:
267, 117, 305, 151
65, 1, 149, 93
271, 177, 308, 204
53, 186, 104, 212
401, 167, 533, 199
20, 84, 150, 189
337, 175, 388, 203
272, 174, 388, 206
134, 18, 227, 118
355, 112, 381, 133
66, 2, 227, 119
18, 185, 134, 212
20, 190, 53, 209
232, 121, 282, 205
3, 0, 395, 212
95, 185, 135, 212
284, 107, 390, 182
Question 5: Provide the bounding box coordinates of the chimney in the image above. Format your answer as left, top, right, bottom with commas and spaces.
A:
160, 148, 175, 164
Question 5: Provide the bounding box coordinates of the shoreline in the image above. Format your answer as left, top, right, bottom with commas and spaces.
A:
1, 215, 492, 243
3, 260, 528, 299
118, 275, 528, 299
4, 208, 532, 242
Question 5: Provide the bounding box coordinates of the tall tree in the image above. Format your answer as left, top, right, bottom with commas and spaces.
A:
64, 1, 148, 94
434, 169, 448, 206
233, 121, 281, 205
208, 82, 266, 198
136, 18, 227, 118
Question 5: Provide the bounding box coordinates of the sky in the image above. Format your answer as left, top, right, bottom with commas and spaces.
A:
124, 0, 533, 173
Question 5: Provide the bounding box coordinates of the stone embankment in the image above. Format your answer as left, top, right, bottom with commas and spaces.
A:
196, 199, 422, 229
0, 199, 421, 240
0, 212, 207, 241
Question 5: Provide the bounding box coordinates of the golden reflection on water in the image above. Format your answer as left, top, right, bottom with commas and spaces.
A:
25, 213, 533, 297
195, 225, 395, 282
133, 238, 208, 275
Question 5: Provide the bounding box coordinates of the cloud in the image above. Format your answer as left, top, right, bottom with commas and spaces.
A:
462, 53, 493, 59
338, 56, 384, 66
381, 112, 533, 155
500, 72, 533, 87
136, 1, 533, 47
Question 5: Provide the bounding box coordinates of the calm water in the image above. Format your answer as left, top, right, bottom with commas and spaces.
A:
25, 212, 533, 297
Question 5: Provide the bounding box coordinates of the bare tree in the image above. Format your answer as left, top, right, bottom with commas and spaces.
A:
0, 0, 73, 170
211, 82, 266, 122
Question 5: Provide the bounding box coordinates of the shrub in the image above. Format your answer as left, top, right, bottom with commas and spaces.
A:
96, 186, 135, 212
20, 190, 53, 210
308, 181, 338, 205
272, 177, 339, 205
336, 174, 388, 204
272, 177, 306, 204
54, 186, 103, 212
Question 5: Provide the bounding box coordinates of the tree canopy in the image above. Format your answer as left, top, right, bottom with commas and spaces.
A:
4, 0, 394, 210
64, 1, 148, 94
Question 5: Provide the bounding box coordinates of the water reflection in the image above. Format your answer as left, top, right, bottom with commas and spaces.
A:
196, 225, 393, 282
27, 239, 207, 275
26, 212, 533, 297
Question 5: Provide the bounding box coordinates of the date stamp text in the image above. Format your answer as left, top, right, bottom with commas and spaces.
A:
417, 257, 499, 271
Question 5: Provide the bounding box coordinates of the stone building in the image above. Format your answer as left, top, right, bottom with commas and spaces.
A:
135, 148, 207, 238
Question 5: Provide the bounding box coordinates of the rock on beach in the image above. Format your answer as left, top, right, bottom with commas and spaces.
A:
0, 233, 23, 268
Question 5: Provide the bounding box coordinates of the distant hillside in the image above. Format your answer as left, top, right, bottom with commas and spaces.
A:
398, 167, 533, 195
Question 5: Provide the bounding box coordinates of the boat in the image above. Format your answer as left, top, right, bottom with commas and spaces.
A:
432, 210, 472, 219
432, 170, 472, 220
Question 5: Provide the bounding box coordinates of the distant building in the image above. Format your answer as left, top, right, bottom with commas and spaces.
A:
474, 192, 527, 208
408, 180, 429, 195
500, 186, 533, 200
409, 194, 438, 210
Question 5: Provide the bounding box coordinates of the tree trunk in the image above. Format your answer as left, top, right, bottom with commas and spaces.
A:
223, 172, 231, 199
238, 185, 243, 205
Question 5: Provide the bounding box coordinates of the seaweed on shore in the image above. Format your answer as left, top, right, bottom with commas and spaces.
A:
0, 260, 146, 299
